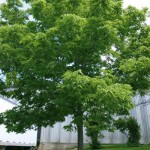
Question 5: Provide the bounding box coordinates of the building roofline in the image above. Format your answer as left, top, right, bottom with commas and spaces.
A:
0, 95, 18, 106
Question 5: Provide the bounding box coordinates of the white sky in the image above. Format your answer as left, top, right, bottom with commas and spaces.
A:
123, 0, 150, 9
0, 0, 5, 4
0, 0, 149, 144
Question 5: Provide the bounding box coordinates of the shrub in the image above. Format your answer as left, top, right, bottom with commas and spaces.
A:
115, 116, 141, 146
86, 120, 102, 149
127, 117, 141, 146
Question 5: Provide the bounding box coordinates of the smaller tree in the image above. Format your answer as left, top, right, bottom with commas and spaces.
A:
57, 70, 134, 150
115, 116, 141, 146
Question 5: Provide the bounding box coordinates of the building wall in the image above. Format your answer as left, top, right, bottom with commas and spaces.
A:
0, 96, 37, 145
40, 94, 150, 149
131, 94, 150, 144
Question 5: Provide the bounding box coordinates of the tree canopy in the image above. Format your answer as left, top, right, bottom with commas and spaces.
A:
0, 0, 150, 150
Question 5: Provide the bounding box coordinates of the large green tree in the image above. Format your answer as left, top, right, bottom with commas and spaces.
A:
0, 0, 150, 150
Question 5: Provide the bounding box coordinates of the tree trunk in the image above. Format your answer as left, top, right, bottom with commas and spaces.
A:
77, 123, 83, 150
77, 119, 83, 150
75, 104, 84, 150
36, 126, 41, 148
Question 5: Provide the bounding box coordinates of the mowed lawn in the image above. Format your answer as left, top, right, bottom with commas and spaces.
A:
73, 144, 150, 150
101, 144, 150, 150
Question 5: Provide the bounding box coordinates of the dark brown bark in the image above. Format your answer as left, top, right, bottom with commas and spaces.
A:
76, 104, 84, 150
36, 126, 41, 148
77, 121, 83, 150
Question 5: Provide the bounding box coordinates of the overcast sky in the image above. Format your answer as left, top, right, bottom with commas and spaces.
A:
123, 0, 150, 9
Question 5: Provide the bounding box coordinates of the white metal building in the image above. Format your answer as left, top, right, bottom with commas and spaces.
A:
39, 94, 150, 150
0, 96, 37, 149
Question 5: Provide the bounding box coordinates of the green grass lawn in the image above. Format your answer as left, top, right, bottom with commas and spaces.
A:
100, 144, 150, 150
73, 144, 150, 150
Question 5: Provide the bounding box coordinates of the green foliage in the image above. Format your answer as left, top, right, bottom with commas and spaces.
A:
127, 117, 141, 146
57, 70, 133, 120
0, 0, 27, 25
85, 120, 103, 149
0, 0, 149, 149
115, 117, 141, 147
57, 70, 133, 149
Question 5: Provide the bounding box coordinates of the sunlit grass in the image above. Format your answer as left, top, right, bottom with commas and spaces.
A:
100, 144, 150, 150
72, 144, 150, 150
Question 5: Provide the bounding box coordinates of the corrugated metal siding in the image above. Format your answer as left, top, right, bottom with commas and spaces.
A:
40, 117, 78, 143
40, 94, 150, 144
131, 94, 150, 144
